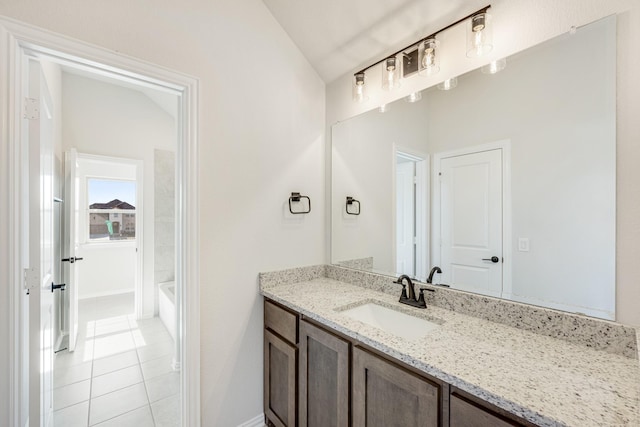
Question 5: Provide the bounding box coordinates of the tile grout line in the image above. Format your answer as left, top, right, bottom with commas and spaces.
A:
130, 314, 157, 426
87, 297, 97, 427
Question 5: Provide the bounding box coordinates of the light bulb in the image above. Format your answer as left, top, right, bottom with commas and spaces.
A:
352, 72, 368, 102
418, 37, 440, 76
405, 92, 422, 103
467, 13, 493, 57
437, 77, 458, 91
481, 58, 507, 74
382, 57, 401, 90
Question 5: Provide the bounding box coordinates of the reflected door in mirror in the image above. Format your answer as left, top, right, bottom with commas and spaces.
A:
439, 148, 503, 297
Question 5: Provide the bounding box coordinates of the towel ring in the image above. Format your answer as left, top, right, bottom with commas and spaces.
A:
289, 192, 311, 214
346, 196, 361, 215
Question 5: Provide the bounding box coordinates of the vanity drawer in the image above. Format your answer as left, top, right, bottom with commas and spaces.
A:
265, 300, 298, 344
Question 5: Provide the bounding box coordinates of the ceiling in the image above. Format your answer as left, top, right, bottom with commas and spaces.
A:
61, 65, 178, 120
263, 0, 489, 83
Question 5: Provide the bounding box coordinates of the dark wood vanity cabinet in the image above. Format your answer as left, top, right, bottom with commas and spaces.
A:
264, 298, 532, 427
299, 320, 350, 427
352, 347, 441, 427
264, 301, 298, 427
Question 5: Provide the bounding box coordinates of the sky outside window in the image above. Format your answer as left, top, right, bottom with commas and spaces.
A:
88, 179, 136, 207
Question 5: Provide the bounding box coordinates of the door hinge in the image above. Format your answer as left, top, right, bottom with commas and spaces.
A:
24, 267, 39, 292
24, 98, 40, 120
413, 236, 418, 245
413, 176, 417, 184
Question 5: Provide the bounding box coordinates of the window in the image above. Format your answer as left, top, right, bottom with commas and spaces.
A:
88, 179, 136, 241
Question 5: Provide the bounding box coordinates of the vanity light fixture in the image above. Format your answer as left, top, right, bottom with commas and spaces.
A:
466, 12, 493, 57
437, 77, 458, 91
418, 37, 440, 76
405, 91, 422, 103
382, 56, 401, 90
481, 58, 506, 74
352, 72, 368, 102
350, 5, 491, 102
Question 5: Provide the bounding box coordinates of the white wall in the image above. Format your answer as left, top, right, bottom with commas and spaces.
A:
62, 74, 175, 313
326, 0, 640, 326
0, 1, 326, 425
332, 99, 428, 274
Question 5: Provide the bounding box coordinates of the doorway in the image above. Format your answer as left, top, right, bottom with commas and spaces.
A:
394, 148, 428, 280
1, 19, 200, 427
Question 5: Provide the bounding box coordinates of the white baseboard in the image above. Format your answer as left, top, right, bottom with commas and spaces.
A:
237, 413, 265, 427
78, 289, 134, 300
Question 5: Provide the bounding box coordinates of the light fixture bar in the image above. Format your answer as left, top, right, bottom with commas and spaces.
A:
353, 5, 491, 77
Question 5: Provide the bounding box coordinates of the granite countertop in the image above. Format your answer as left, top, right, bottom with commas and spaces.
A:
261, 277, 640, 427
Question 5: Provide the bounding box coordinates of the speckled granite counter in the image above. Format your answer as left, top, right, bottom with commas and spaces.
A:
261, 276, 640, 427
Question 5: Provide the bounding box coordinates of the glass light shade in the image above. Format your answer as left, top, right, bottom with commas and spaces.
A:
418, 37, 440, 76
437, 77, 458, 91
405, 91, 422, 103
466, 13, 493, 57
379, 103, 391, 113
481, 58, 507, 74
352, 72, 368, 102
381, 56, 401, 90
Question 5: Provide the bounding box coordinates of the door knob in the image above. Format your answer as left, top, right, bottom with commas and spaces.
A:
482, 256, 500, 263
62, 256, 84, 263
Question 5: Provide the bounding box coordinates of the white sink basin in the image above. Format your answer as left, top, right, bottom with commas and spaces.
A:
340, 302, 441, 340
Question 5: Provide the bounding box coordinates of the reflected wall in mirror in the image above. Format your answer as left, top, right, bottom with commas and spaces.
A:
331, 16, 616, 320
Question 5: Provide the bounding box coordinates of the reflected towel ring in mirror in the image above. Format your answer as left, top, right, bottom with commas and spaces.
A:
346, 196, 361, 215
289, 192, 311, 214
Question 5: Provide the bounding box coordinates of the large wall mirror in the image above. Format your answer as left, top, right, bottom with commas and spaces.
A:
331, 16, 616, 320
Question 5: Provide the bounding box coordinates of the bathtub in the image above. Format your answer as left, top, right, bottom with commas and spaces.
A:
158, 281, 176, 342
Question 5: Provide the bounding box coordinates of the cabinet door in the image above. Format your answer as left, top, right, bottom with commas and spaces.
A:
265, 330, 297, 427
352, 347, 440, 427
450, 394, 524, 427
299, 320, 350, 427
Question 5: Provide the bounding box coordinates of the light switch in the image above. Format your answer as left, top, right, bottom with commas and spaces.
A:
518, 238, 530, 252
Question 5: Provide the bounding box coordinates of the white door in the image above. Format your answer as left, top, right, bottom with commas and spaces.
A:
439, 149, 503, 297
396, 160, 415, 276
27, 59, 55, 427
64, 149, 81, 351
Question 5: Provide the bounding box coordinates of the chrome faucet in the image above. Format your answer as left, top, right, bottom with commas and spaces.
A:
394, 274, 431, 309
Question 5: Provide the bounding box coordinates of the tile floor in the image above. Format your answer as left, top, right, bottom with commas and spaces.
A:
53, 293, 181, 426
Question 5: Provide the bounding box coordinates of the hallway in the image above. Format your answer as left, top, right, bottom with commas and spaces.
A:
53, 293, 180, 426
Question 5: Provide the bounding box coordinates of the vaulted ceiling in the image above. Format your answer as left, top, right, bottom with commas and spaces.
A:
263, 0, 489, 83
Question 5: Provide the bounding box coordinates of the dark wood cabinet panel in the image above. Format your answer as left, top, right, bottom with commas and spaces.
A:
265, 300, 298, 344
299, 320, 350, 427
265, 329, 297, 427
352, 347, 440, 427
450, 393, 528, 427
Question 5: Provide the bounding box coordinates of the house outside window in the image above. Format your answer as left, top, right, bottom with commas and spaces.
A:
88, 179, 136, 241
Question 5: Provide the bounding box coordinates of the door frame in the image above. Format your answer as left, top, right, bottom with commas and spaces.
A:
432, 140, 512, 294
392, 145, 429, 280
0, 17, 201, 427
